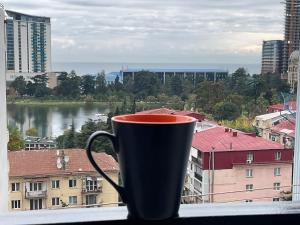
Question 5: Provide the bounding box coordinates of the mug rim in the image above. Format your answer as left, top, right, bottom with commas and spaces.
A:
112, 114, 197, 124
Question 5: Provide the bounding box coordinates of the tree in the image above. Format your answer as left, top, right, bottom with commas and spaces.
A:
8, 126, 24, 151
213, 102, 241, 121
81, 75, 96, 95
95, 71, 107, 94
221, 116, 255, 133
230, 68, 249, 95
25, 128, 38, 136
171, 75, 183, 96
195, 81, 227, 113
31, 74, 51, 97
11, 76, 27, 96
133, 71, 161, 99
131, 98, 137, 114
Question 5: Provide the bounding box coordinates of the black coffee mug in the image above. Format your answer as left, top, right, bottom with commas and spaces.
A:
86, 114, 196, 220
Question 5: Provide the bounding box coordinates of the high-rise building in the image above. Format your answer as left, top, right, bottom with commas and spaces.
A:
5, 10, 52, 81
282, 0, 300, 75
261, 40, 283, 75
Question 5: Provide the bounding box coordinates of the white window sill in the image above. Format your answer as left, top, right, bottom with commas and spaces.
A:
1, 202, 300, 225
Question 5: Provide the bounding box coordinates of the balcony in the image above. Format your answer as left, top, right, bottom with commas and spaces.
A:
82, 186, 102, 194
25, 190, 47, 199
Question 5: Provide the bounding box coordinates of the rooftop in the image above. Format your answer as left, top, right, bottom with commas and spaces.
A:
192, 126, 285, 152
268, 101, 297, 111
255, 110, 295, 121
8, 149, 119, 177
272, 120, 295, 136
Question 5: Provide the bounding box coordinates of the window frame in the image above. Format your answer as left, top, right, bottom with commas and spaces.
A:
69, 179, 77, 188
274, 168, 281, 176
275, 152, 281, 161
52, 180, 60, 189
273, 182, 281, 191
11, 182, 20, 192
246, 184, 253, 192
52, 197, 60, 206
246, 169, 253, 178
11, 200, 21, 209
69, 196, 77, 205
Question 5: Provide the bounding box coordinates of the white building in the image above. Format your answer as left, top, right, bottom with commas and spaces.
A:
253, 110, 296, 139
5, 10, 52, 81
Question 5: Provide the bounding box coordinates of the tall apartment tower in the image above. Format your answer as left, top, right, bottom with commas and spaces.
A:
261, 40, 283, 75
5, 10, 51, 81
282, 0, 300, 75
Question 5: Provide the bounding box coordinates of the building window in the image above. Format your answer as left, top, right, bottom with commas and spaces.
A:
69, 179, 77, 188
11, 200, 21, 209
30, 199, 43, 210
11, 182, 20, 192
246, 169, 253, 178
86, 179, 98, 191
275, 152, 281, 160
273, 182, 281, 190
247, 153, 253, 162
52, 180, 60, 189
29, 182, 42, 191
274, 168, 281, 176
69, 196, 77, 205
52, 197, 60, 206
246, 184, 253, 192
86, 195, 97, 205
245, 199, 253, 203
273, 197, 280, 202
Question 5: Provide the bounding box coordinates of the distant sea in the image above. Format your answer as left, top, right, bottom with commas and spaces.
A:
53, 62, 261, 76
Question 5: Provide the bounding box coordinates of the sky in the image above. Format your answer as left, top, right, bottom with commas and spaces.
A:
2, 0, 284, 64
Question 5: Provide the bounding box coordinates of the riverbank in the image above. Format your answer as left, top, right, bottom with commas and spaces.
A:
7, 100, 118, 106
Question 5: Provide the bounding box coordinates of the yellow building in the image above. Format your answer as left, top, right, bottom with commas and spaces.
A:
8, 149, 119, 211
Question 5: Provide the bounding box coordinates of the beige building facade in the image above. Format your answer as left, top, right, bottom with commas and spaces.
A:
8, 149, 119, 211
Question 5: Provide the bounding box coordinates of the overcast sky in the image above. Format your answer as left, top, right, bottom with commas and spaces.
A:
2, 0, 284, 64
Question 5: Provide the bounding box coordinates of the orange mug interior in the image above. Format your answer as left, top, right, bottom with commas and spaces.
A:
112, 114, 197, 124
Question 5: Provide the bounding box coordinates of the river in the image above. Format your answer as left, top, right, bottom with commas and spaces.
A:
7, 104, 111, 138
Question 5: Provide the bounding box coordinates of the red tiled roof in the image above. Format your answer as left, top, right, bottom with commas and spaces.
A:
8, 149, 119, 177
173, 110, 196, 115
192, 127, 285, 152
268, 101, 296, 111
272, 120, 295, 136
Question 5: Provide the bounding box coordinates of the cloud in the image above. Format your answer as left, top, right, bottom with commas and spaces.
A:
2, 0, 284, 65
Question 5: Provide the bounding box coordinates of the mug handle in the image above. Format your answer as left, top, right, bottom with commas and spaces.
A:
86, 131, 127, 203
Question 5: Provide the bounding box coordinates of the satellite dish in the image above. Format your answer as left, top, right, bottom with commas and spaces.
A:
64, 156, 69, 162
57, 162, 62, 169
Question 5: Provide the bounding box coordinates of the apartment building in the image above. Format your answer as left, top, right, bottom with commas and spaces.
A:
282, 0, 300, 75
253, 110, 295, 138
261, 40, 283, 75
5, 10, 52, 81
185, 127, 293, 203
8, 149, 119, 211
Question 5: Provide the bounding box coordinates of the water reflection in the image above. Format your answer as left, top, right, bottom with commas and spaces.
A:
7, 104, 110, 137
